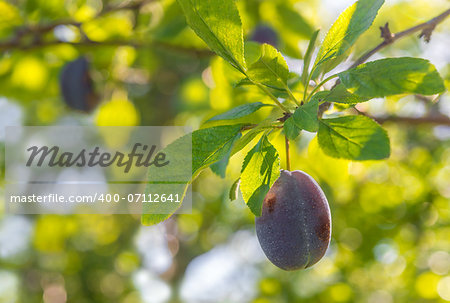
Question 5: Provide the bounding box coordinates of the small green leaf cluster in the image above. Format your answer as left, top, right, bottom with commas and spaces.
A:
143, 0, 446, 225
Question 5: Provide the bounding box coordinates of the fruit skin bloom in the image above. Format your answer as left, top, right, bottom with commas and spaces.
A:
255, 170, 331, 270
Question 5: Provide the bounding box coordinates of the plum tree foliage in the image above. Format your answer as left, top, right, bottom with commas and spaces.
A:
0, 1, 449, 298
141, 0, 445, 224
138, 0, 446, 270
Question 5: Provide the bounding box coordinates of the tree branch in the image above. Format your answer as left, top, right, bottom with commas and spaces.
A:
350, 8, 450, 69
374, 115, 450, 126
0, 0, 153, 41
0, 0, 213, 57
320, 9, 450, 118
0, 37, 213, 56
353, 107, 450, 126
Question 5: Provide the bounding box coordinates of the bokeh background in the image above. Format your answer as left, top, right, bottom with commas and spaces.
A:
0, 0, 449, 302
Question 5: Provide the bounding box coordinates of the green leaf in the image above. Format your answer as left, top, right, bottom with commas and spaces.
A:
301, 29, 320, 86
210, 132, 242, 177
230, 126, 265, 156
142, 125, 243, 225
177, 0, 246, 73
247, 43, 290, 89
240, 135, 280, 216
284, 117, 300, 140
338, 57, 446, 98
142, 183, 191, 226
142, 213, 173, 226
322, 84, 369, 104
229, 178, 241, 201
230, 119, 276, 156
191, 125, 244, 174
142, 131, 192, 226
291, 97, 320, 132
309, 91, 331, 102
207, 102, 270, 122
314, 0, 384, 72
318, 115, 390, 160
244, 41, 262, 66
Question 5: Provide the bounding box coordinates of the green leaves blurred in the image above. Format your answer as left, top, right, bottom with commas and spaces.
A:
0, 1, 22, 35
258, 2, 314, 58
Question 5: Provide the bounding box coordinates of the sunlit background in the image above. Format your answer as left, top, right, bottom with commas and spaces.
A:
0, 0, 449, 302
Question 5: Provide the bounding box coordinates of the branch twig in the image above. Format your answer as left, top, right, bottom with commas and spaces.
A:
320, 9, 450, 118
374, 115, 450, 126
350, 8, 450, 69
0, 0, 213, 57
285, 136, 291, 171
353, 107, 450, 126
0, 38, 213, 56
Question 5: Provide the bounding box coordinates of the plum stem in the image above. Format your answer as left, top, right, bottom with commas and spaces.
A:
285, 135, 291, 171
305, 74, 338, 103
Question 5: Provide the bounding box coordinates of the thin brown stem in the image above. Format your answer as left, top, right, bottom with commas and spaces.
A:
353, 108, 450, 126
306, 74, 338, 102
374, 115, 450, 126
241, 124, 259, 131
285, 135, 291, 171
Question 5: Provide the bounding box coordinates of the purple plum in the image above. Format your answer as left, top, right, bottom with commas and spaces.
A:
256, 170, 331, 270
